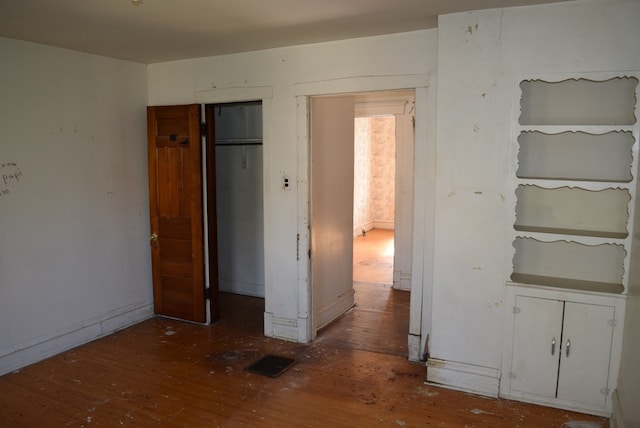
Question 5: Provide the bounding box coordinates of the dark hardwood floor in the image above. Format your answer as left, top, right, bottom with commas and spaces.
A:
0, 232, 609, 427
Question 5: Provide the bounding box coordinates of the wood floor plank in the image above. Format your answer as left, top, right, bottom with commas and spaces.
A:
0, 233, 609, 427
0, 300, 608, 428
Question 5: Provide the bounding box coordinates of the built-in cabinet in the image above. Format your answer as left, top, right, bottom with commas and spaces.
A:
502, 74, 639, 415
502, 286, 625, 415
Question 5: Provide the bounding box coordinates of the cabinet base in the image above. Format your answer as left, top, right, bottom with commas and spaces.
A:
426, 358, 499, 397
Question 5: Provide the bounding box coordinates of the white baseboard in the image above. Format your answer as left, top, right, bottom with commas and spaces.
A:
0, 301, 154, 376
611, 389, 624, 428
426, 358, 500, 397
353, 222, 374, 237
373, 221, 394, 230
408, 334, 423, 362
219, 279, 265, 298
264, 313, 299, 342
393, 272, 412, 291
314, 288, 355, 331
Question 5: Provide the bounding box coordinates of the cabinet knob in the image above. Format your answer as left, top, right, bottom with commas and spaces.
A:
551, 337, 556, 356
565, 338, 571, 358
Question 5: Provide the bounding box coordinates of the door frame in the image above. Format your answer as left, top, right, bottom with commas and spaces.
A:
354, 92, 415, 291
294, 75, 435, 361
195, 87, 273, 326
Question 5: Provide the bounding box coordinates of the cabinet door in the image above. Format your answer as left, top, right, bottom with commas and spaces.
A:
557, 302, 614, 408
511, 296, 564, 398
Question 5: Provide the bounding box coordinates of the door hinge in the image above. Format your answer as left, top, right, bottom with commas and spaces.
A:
512, 307, 521, 314
508, 372, 517, 379
205, 287, 211, 300
600, 387, 610, 396
607, 319, 616, 327
200, 122, 206, 137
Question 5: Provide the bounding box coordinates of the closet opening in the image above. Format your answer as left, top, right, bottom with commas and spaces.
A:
206, 101, 265, 323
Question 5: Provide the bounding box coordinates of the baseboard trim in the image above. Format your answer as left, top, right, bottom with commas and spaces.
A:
353, 222, 374, 237
269, 314, 299, 342
611, 389, 624, 428
408, 334, 423, 362
0, 301, 153, 376
219, 279, 265, 298
373, 221, 394, 230
393, 274, 412, 291
315, 289, 355, 331
426, 358, 500, 397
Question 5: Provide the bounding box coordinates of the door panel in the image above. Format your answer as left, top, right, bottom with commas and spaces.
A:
393, 111, 414, 290
511, 296, 563, 398
311, 96, 356, 331
557, 302, 614, 407
147, 105, 206, 323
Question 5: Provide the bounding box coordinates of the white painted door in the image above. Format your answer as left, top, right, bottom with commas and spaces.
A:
557, 302, 614, 408
311, 95, 356, 331
511, 296, 563, 398
393, 111, 414, 290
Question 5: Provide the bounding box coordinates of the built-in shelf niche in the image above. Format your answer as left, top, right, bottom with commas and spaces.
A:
519, 77, 638, 126
516, 131, 634, 182
511, 238, 626, 294
514, 185, 630, 239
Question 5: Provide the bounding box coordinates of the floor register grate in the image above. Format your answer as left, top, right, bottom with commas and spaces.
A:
244, 354, 297, 378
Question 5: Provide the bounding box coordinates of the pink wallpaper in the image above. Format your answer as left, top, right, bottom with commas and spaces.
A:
353, 117, 396, 233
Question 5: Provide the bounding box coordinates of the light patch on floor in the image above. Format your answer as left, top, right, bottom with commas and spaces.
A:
470, 408, 494, 416
562, 422, 604, 428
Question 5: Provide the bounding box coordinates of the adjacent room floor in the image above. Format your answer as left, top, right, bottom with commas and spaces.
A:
0, 230, 608, 427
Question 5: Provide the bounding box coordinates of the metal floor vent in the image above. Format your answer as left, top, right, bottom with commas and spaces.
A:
244, 354, 296, 378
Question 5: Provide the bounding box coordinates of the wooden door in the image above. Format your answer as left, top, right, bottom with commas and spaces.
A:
310, 96, 356, 331
147, 105, 206, 323
510, 296, 563, 398
557, 302, 614, 408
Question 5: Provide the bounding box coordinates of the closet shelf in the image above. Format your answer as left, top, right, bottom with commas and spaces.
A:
517, 125, 635, 133
216, 138, 263, 146
513, 225, 628, 240
514, 178, 631, 189
510, 273, 624, 295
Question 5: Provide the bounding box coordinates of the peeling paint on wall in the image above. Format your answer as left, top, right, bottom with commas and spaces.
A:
466, 24, 479, 34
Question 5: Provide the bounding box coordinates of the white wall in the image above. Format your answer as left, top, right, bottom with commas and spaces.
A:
431, 0, 640, 419
0, 38, 152, 375
148, 30, 438, 342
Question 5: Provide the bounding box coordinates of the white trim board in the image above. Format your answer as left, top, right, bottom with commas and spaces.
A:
0, 301, 153, 376
295, 74, 433, 352
426, 359, 500, 397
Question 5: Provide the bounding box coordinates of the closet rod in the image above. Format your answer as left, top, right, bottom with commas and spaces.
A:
215, 142, 263, 146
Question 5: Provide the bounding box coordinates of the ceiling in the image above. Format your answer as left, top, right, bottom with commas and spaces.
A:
0, 0, 572, 64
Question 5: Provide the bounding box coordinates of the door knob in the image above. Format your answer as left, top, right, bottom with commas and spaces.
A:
149, 233, 159, 247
